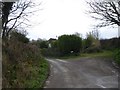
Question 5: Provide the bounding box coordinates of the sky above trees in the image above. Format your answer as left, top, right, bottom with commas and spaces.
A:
26, 0, 118, 40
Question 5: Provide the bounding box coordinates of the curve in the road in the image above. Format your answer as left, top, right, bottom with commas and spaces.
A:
44, 58, 118, 88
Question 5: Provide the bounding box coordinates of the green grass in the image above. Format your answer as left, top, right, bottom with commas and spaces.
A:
24, 58, 49, 88
59, 50, 113, 59
39, 58, 49, 88
80, 50, 113, 58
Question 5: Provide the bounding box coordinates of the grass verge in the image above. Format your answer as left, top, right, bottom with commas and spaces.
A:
80, 50, 113, 58
24, 58, 49, 88
59, 50, 113, 59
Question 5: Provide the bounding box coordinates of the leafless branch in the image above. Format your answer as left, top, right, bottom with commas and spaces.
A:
87, 0, 120, 28
2, 0, 42, 38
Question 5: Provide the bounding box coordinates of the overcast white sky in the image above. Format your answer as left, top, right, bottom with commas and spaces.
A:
26, 0, 118, 40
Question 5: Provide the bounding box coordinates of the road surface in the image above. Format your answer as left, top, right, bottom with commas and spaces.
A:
44, 57, 119, 88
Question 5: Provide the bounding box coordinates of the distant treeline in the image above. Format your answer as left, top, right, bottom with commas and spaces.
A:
100, 37, 120, 50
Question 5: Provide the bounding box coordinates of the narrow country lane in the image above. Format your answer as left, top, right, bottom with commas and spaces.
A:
44, 57, 119, 88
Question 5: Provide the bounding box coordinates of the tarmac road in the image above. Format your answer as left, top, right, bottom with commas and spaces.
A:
44, 57, 119, 88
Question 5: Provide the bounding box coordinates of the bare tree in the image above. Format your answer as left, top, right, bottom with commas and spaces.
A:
87, 0, 120, 28
1, 0, 42, 39
2, 2, 14, 38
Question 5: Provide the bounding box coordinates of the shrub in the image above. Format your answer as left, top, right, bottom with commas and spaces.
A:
83, 31, 101, 53
58, 34, 82, 55
39, 41, 48, 49
41, 48, 61, 57
10, 31, 29, 43
84, 46, 102, 53
100, 38, 120, 50
2, 39, 49, 88
114, 49, 120, 65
